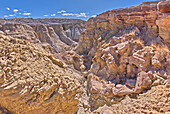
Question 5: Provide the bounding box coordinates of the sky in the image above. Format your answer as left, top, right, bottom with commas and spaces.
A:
0, 0, 157, 20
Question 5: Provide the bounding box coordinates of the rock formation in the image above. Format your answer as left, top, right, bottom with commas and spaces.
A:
76, 0, 170, 113
0, 18, 85, 52
0, 32, 85, 113
0, 0, 170, 114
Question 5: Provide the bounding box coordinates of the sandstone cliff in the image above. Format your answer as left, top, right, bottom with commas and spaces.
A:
76, 1, 170, 54
0, 0, 170, 114
76, 0, 170, 113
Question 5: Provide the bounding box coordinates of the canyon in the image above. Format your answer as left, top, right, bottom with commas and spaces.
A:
0, 0, 170, 114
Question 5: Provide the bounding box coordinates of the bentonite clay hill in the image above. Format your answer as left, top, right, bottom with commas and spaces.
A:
0, 0, 170, 114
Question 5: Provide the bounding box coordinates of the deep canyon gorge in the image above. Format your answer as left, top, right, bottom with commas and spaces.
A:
0, 0, 170, 113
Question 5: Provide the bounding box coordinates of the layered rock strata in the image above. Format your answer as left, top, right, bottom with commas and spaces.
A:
76, 1, 170, 54
76, 0, 170, 112
0, 0, 169, 113
0, 18, 85, 53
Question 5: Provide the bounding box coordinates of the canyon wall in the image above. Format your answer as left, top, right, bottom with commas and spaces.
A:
76, 1, 170, 55
76, 0, 170, 113
0, 18, 85, 53
0, 0, 169, 114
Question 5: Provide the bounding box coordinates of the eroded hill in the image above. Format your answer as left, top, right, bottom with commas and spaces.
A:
0, 18, 85, 52
0, 0, 170, 114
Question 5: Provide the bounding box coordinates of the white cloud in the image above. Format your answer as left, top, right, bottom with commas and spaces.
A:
51, 14, 56, 16
62, 13, 87, 17
43, 15, 49, 17
13, 9, 19, 12
23, 13, 31, 15
79, 13, 87, 17
6, 8, 10, 10
4, 15, 8, 17
18, 12, 22, 15
9, 14, 14, 17
91, 15, 97, 18
57, 10, 66, 13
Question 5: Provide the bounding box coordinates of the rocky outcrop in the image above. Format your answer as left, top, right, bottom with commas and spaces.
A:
76, 1, 170, 55
0, 18, 85, 53
75, 0, 170, 112
93, 84, 170, 114
0, 1, 169, 113
156, 15, 170, 43
85, 30, 169, 111
0, 33, 84, 114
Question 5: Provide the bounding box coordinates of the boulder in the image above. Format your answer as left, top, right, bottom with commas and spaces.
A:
112, 84, 133, 96
134, 71, 152, 93
126, 79, 136, 88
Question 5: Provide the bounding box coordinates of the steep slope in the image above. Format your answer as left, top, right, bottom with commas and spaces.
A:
0, 32, 84, 114
76, 1, 170, 55
0, 18, 85, 53
76, 0, 170, 113
0, 0, 169, 114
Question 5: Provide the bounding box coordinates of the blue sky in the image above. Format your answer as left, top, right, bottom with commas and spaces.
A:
0, 0, 157, 20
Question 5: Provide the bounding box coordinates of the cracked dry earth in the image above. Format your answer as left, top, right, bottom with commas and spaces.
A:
0, 0, 170, 114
